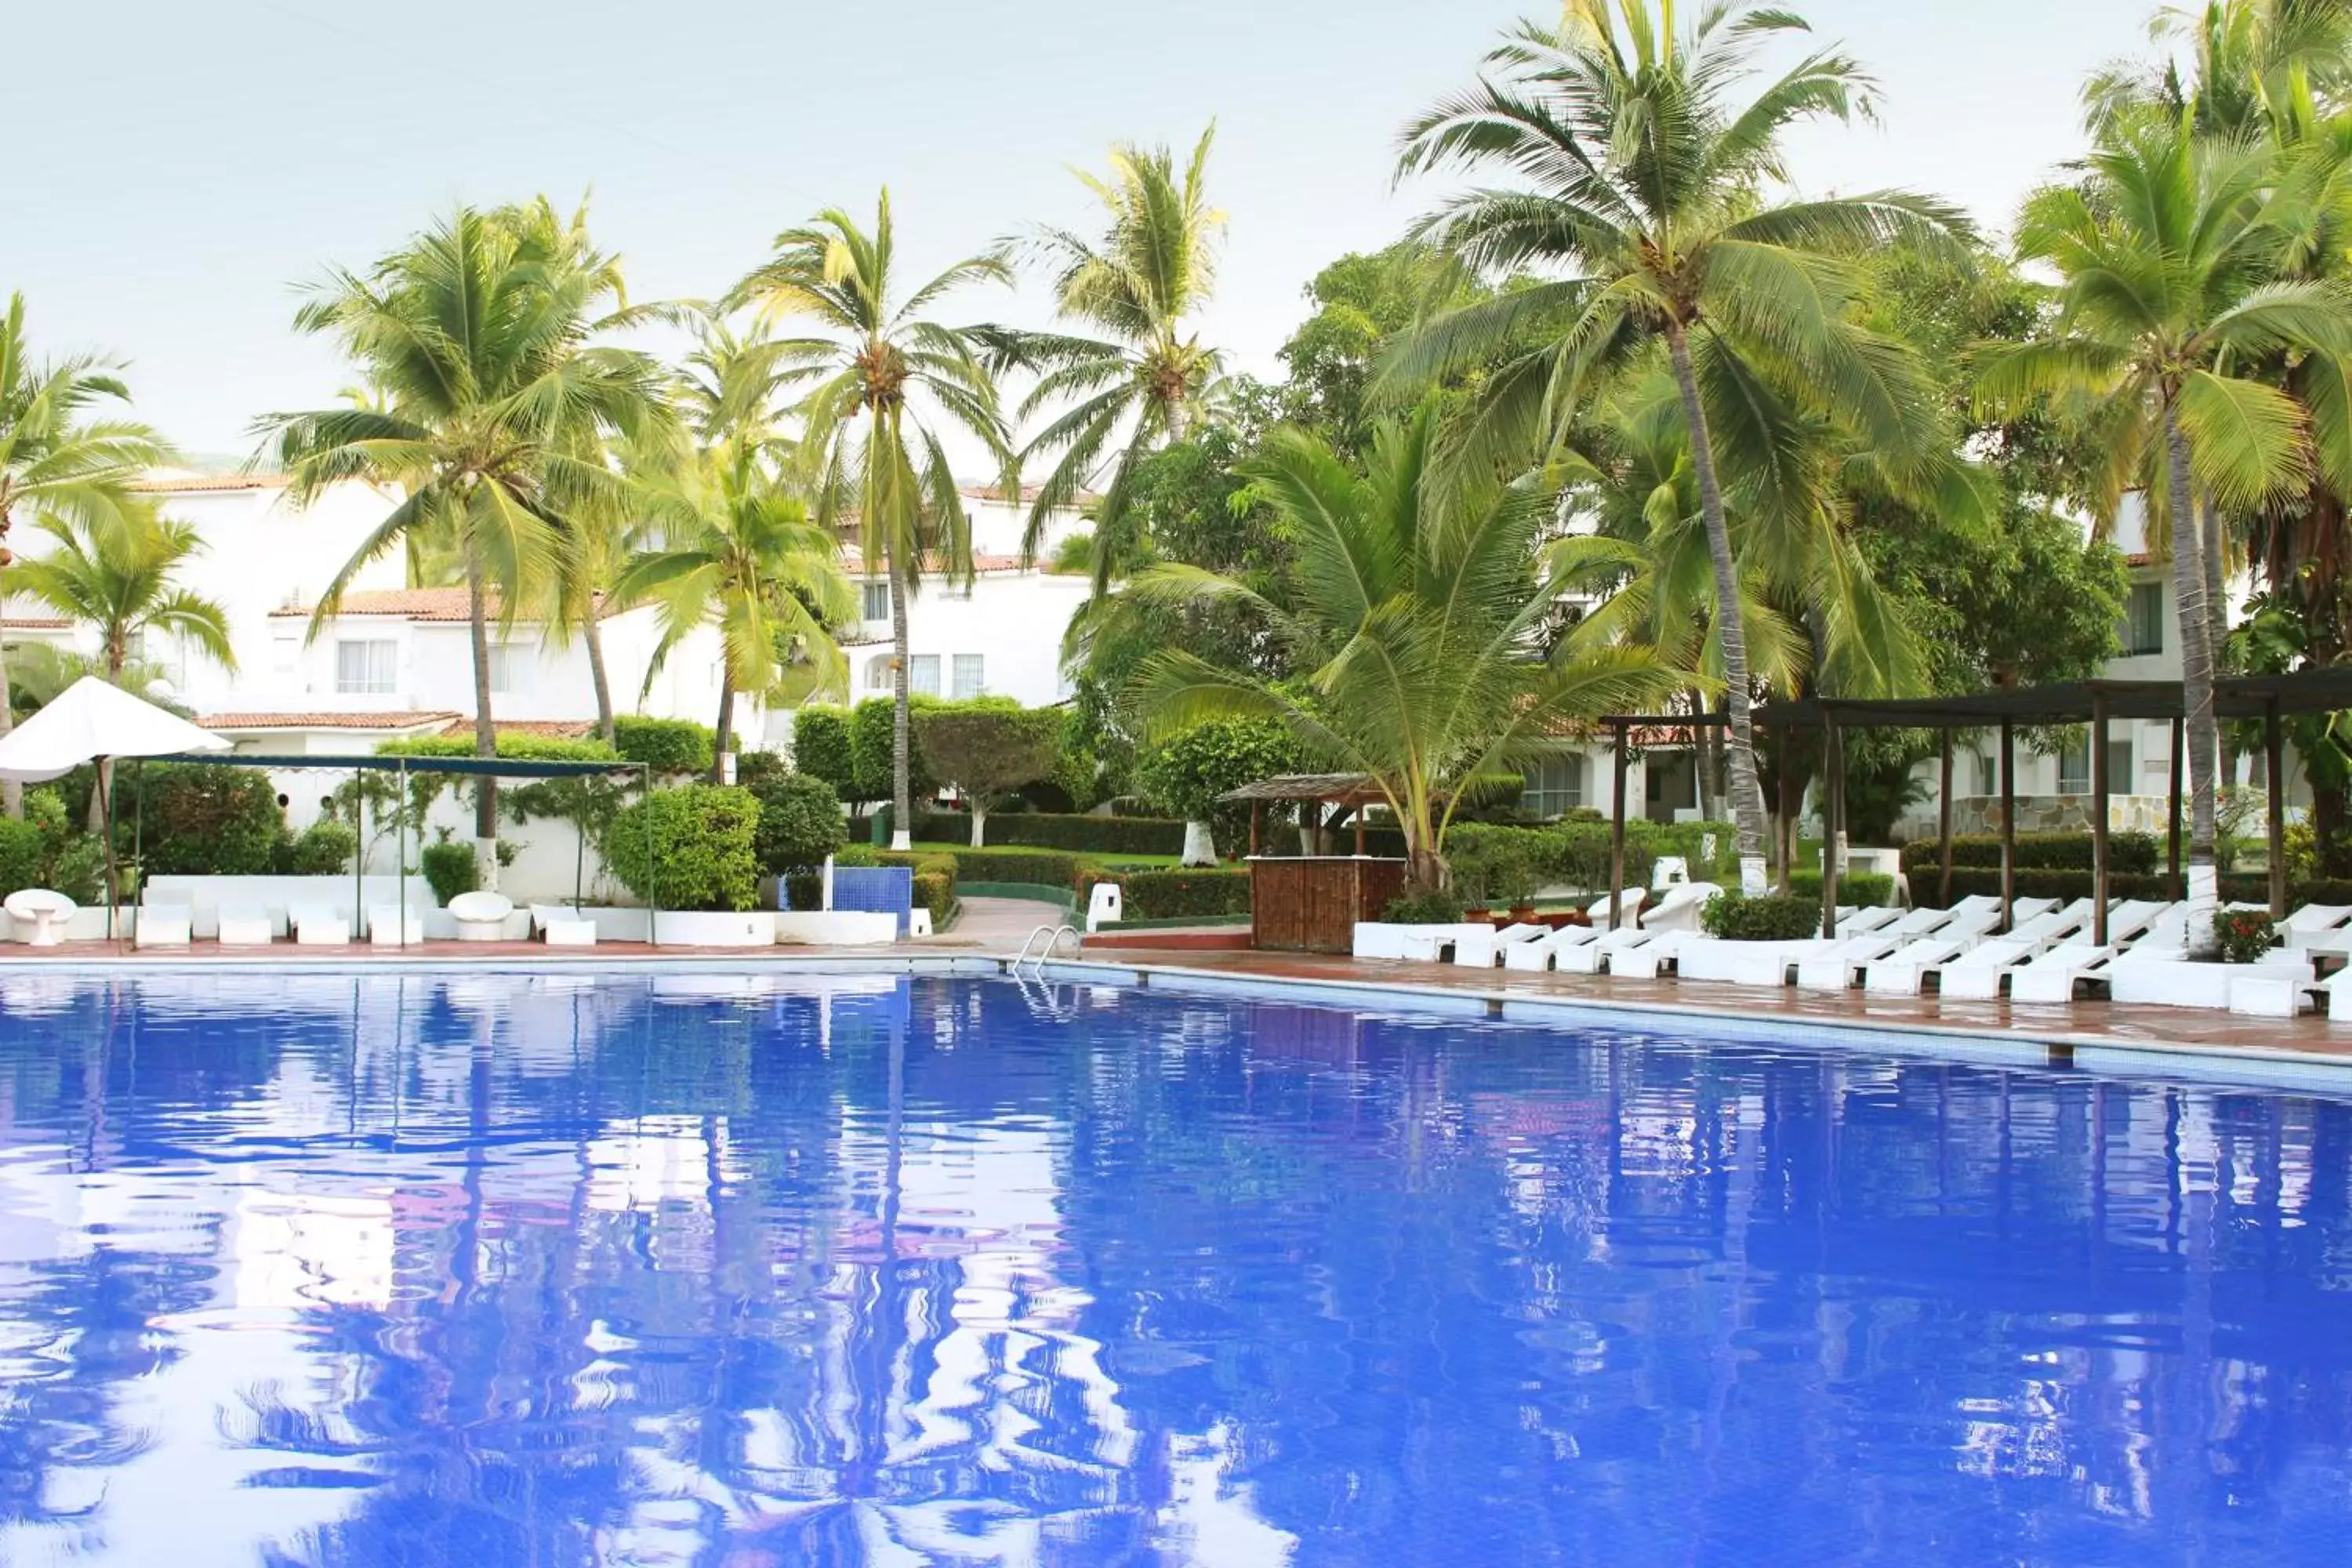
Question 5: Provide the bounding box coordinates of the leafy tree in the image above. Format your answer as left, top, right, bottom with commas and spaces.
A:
1134, 717, 1298, 864
791, 707, 856, 797
913, 702, 1064, 847
1127, 405, 1675, 891
729, 191, 1013, 851
1392, 0, 1969, 894
849, 694, 937, 811
994, 126, 1226, 591
266, 200, 677, 881
747, 770, 848, 873
0, 292, 171, 815
604, 785, 761, 913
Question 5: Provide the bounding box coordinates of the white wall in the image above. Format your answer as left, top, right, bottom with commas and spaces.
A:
841, 571, 1092, 715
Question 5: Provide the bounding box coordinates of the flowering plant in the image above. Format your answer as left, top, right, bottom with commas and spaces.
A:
2212, 908, 2277, 966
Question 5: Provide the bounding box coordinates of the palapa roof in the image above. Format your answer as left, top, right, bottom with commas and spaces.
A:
1220, 774, 1404, 808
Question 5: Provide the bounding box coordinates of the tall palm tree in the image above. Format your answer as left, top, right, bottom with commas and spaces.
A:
0, 293, 169, 815
1127, 405, 1676, 893
1977, 114, 2352, 922
991, 125, 1226, 590
1389, 0, 1968, 895
729, 192, 1014, 850
263, 201, 676, 880
12, 499, 235, 826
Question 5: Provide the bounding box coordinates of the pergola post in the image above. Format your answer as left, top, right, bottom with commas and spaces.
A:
354, 768, 365, 946
2267, 698, 2288, 920
1937, 728, 1955, 910
2169, 716, 2185, 901
1775, 725, 1796, 895
1822, 716, 1842, 939
1609, 721, 1629, 932
1250, 800, 1262, 858
1999, 717, 2017, 932
397, 760, 409, 949
1352, 807, 1365, 856
2092, 694, 2111, 947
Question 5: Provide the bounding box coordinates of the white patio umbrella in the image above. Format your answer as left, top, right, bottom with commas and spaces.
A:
0, 677, 230, 936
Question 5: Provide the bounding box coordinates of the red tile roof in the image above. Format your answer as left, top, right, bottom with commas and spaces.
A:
959, 483, 1102, 506
441, 718, 595, 739
199, 710, 461, 732
270, 588, 620, 622
129, 472, 292, 494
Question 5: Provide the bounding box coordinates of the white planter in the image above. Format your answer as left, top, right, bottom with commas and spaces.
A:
774, 911, 898, 946
649, 909, 776, 948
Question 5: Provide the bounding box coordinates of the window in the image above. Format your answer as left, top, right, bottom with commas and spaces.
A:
909, 655, 941, 696
2123, 581, 2165, 656
862, 582, 891, 622
865, 653, 893, 691
336, 639, 397, 695
487, 643, 528, 695
2059, 738, 2135, 794
952, 654, 985, 699
1520, 754, 1585, 820
1976, 753, 1999, 797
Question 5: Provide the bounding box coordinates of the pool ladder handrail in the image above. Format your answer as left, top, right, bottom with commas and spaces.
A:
1012, 923, 1079, 976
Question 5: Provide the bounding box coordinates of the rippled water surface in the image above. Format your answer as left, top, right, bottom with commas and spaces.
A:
1, 972, 2350, 1565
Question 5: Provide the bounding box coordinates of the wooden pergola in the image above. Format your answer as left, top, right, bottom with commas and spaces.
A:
1220, 774, 1403, 857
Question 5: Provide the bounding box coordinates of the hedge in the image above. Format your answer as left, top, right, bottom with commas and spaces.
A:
614, 716, 715, 776
791, 707, 856, 796
916, 847, 1083, 889
1702, 893, 1821, 942
1900, 831, 2159, 875
0, 817, 42, 898
913, 872, 955, 928
605, 786, 762, 912
1788, 870, 1897, 908
1080, 866, 1254, 921
281, 820, 358, 876
116, 763, 286, 877
1439, 819, 1741, 897
378, 732, 620, 764
1911, 866, 2352, 910
850, 809, 1187, 857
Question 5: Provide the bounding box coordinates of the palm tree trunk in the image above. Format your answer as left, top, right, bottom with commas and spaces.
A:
88, 641, 124, 833
466, 551, 500, 891
584, 611, 615, 745
713, 673, 735, 786
1666, 321, 1770, 895
2166, 405, 2220, 934
1691, 689, 1722, 823
888, 550, 914, 852
2201, 492, 2236, 788
0, 557, 16, 818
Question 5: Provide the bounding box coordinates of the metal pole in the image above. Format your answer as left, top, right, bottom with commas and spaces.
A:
1937, 728, 1955, 909
2000, 717, 2017, 932
2169, 716, 2186, 901
1609, 722, 1628, 931
644, 763, 659, 949
1823, 717, 1842, 939
354, 768, 365, 946
102, 755, 116, 943
2267, 699, 2288, 920
2092, 695, 2111, 947
397, 760, 409, 949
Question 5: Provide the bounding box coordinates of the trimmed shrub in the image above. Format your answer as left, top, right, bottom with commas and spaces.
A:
614, 716, 716, 777
913, 871, 955, 928
115, 763, 285, 876
929, 847, 1083, 890
1788, 870, 1897, 908
850, 695, 939, 806
283, 820, 358, 876
2213, 908, 2275, 965
851, 809, 1187, 856
833, 843, 881, 869
419, 840, 478, 906
605, 786, 762, 913
1900, 831, 2159, 875
750, 772, 848, 873
790, 707, 856, 797
1386, 887, 1467, 923
378, 732, 620, 764
0, 817, 42, 897
1701, 893, 1821, 942
1080, 866, 1253, 921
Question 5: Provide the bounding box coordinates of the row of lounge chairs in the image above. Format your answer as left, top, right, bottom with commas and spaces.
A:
0, 888, 598, 949
1359, 885, 2352, 1021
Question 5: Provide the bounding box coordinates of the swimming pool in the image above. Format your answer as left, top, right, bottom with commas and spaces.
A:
0, 970, 2346, 1566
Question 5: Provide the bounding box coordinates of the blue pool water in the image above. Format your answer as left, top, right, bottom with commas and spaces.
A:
0, 972, 2347, 1566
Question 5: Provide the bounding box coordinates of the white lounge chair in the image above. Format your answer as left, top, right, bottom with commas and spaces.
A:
289, 904, 350, 946
1640, 882, 1724, 935
2108, 905, 2270, 1008
135, 904, 194, 949
1451, 923, 1548, 967
216, 906, 274, 947
4, 889, 77, 947
1501, 922, 1605, 972
2003, 901, 2172, 1004
2229, 952, 2317, 1018
1933, 900, 2096, 1000
1792, 904, 1962, 991
448, 890, 515, 943
1862, 898, 2055, 996
2279, 903, 2352, 953
368, 904, 426, 946
1610, 927, 1714, 980
530, 903, 599, 947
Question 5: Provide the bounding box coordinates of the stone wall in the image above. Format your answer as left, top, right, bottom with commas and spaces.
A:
1947, 795, 2170, 836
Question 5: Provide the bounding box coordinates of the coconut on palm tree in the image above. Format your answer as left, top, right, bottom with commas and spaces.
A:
990, 125, 1226, 591
1125, 404, 1676, 893
0, 292, 171, 815
1389, 0, 1969, 895
728, 191, 1015, 850
12, 499, 236, 825
263, 201, 677, 884
1977, 113, 2352, 928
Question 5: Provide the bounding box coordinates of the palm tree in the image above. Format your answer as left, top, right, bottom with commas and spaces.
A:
1126, 405, 1676, 893
992, 125, 1226, 590
0, 293, 170, 815
11, 499, 235, 826
1389, 0, 1969, 895
728, 192, 1014, 850
1977, 114, 2352, 923
263, 201, 676, 881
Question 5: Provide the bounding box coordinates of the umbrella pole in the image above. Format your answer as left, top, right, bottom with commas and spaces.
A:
102, 755, 116, 945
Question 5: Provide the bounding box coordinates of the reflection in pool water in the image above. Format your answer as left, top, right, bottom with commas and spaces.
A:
0, 972, 2348, 1565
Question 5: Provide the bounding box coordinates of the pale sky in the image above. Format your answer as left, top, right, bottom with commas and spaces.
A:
7, 0, 2161, 460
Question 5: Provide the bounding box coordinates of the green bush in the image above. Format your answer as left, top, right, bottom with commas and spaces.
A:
790, 707, 856, 796
833, 843, 881, 868
750, 772, 848, 873
283, 820, 358, 876
1385, 887, 1467, 923
1134, 717, 1298, 852
1787, 870, 1897, 908
419, 840, 478, 906
1701, 893, 1821, 942
924, 847, 1082, 890
0, 817, 42, 897
378, 732, 620, 764
1079, 866, 1253, 920
1446, 823, 1548, 906
604, 786, 761, 912
1900, 831, 2159, 875
115, 763, 285, 876
850, 695, 939, 806
2213, 908, 2275, 965
850, 810, 1187, 856
614, 716, 716, 777
913, 871, 955, 927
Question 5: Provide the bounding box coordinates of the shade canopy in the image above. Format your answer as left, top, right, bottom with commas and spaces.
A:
0, 678, 229, 782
